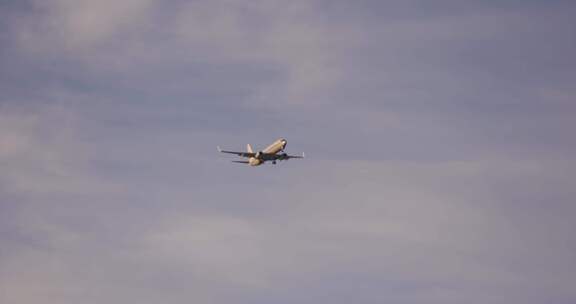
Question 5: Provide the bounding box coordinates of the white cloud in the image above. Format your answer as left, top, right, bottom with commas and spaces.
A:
0, 104, 125, 196
0, 110, 38, 159
135, 159, 576, 298
14, 0, 355, 109
142, 216, 269, 287
18, 0, 157, 51
172, 0, 351, 108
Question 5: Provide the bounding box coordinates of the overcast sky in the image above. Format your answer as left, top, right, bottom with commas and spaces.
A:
1, 1, 575, 303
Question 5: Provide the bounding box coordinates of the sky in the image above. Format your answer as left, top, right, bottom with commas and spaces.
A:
1, 0, 575, 303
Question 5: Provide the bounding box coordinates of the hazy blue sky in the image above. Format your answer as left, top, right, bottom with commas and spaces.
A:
1, 1, 575, 303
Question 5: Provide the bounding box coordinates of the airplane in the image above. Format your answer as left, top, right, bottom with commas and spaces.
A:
217, 138, 304, 166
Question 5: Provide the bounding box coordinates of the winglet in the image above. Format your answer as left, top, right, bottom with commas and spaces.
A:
217, 146, 222, 152
302, 152, 305, 158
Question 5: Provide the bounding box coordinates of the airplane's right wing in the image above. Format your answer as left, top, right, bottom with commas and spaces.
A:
217, 146, 256, 158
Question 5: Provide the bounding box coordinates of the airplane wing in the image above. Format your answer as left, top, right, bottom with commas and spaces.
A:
231, 160, 250, 164
217, 146, 256, 158
275, 152, 305, 160
285, 154, 305, 159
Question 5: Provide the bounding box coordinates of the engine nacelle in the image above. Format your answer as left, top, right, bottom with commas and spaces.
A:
249, 157, 262, 166
255, 151, 263, 159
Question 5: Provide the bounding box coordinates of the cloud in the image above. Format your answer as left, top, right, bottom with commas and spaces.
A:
18, 0, 157, 51
0, 104, 114, 196
12, 0, 575, 113
12, 0, 357, 109
132, 159, 576, 302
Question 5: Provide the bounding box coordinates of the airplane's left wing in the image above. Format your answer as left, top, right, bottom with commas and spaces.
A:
279, 152, 305, 160
217, 146, 256, 158
231, 160, 250, 164
286, 154, 304, 159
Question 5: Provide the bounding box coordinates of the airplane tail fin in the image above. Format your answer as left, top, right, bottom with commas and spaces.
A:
247, 144, 253, 153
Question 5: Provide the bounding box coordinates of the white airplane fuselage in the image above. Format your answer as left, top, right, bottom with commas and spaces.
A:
248, 138, 287, 166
